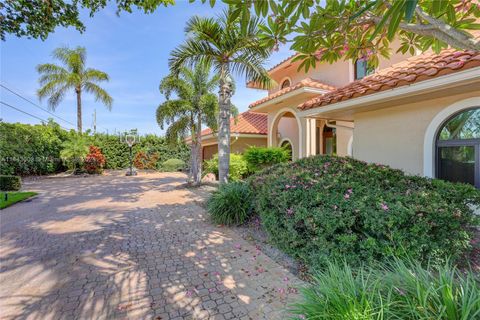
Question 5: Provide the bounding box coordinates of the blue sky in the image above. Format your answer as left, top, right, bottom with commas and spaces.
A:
0, 1, 293, 135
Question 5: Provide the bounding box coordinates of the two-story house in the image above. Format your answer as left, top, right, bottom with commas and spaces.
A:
195, 43, 479, 188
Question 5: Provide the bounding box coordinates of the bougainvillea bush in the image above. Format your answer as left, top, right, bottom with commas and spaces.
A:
84, 146, 106, 174
249, 155, 479, 270
133, 150, 160, 170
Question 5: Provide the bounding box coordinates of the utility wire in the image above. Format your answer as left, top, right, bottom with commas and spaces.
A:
0, 101, 71, 131
0, 83, 76, 127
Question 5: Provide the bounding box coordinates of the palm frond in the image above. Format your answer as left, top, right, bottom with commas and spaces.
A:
83, 68, 110, 82
83, 82, 113, 110
46, 84, 69, 110
164, 115, 191, 145
169, 38, 219, 74
156, 99, 192, 130
52, 46, 86, 73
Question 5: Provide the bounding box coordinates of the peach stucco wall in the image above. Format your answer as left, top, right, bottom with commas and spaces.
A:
202, 137, 267, 160
353, 92, 480, 176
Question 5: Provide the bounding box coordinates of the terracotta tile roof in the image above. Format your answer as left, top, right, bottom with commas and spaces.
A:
300, 49, 480, 111
200, 111, 267, 137
249, 78, 336, 108
267, 52, 298, 72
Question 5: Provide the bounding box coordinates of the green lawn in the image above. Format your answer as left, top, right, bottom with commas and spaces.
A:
0, 192, 37, 209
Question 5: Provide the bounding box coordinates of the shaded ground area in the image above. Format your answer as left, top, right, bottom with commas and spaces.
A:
0, 172, 302, 320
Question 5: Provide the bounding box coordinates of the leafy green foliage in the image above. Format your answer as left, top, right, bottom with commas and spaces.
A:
204, 154, 248, 181
37, 46, 113, 132
0, 121, 189, 175
161, 158, 186, 172
207, 181, 253, 226
1, 0, 174, 41
243, 146, 290, 173
0, 121, 69, 176
60, 135, 90, 172
249, 155, 479, 270
0, 192, 37, 209
200, 0, 480, 71
291, 258, 480, 320
0, 175, 22, 191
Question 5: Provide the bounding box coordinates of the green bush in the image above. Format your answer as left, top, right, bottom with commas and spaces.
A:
249, 155, 479, 269
204, 153, 248, 181
243, 146, 290, 173
0, 175, 21, 191
207, 181, 253, 225
291, 258, 480, 320
0, 121, 190, 175
0, 120, 69, 175
161, 158, 186, 172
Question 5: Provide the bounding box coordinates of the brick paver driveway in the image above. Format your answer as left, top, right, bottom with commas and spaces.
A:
0, 172, 302, 320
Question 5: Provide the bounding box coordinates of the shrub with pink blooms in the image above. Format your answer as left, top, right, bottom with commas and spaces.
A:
249, 155, 479, 270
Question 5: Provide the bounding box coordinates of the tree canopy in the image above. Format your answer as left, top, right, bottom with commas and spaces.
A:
197, 0, 480, 71
0, 0, 174, 40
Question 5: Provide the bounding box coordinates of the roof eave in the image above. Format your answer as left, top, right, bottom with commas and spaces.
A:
297, 67, 480, 118
249, 87, 330, 112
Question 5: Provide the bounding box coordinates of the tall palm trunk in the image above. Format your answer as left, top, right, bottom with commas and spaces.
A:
76, 86, 82, 133
190, 114, 203, 186
217, 64, 232, 184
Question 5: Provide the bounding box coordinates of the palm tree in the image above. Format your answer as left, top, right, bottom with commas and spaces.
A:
37, 46, 113, 133
157, 63, 219, 186
170, 10, 273, 184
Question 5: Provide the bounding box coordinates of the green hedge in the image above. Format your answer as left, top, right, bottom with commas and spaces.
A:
0, 121, 190, 175
161, 158, 186, 172
204, 153, 248, 181
243, 146, 290, 173
0, 121, 70, 175
0, 175, 21, 191
249, 155, 479, 269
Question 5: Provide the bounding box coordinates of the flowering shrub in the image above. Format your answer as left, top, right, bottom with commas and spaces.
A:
133, 150, 160, 170
84, 146, 106, 174
249, 155, 479, 269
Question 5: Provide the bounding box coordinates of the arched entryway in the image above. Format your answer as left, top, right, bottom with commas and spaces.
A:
280, 139, 293, 161
269, 108, 301, 160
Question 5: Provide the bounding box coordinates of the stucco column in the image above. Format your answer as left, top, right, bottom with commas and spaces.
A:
299, 117, 316, 158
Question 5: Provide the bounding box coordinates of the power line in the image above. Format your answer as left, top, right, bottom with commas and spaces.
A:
0, 101, 71, 131
0, 83, 76, 127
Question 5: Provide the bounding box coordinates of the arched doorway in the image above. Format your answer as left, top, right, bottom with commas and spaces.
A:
280, 139, 293, 161
436, 107, 479, 188
269, 108, 301, 160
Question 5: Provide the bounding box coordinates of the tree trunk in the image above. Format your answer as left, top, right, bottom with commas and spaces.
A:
190, 114, 203, 186
217, 64, 232, 184
76, 87, 82, 133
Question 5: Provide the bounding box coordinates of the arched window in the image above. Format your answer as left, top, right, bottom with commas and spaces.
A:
436, 107, 480, 188
280, 79, 291, 89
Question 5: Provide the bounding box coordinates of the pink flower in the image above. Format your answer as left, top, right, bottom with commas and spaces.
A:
286, 208, 294, 217
381, 203, 389, 211
333, 205, 338, 210
278, 288, 286, 294
299, 315, 306, 319
347, 188, 353, 194
283, 276, 289, 282
234, 243, 242, 250
208, 288, 216, 293
344, 193, 350, 200
185, 289, 194, 297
